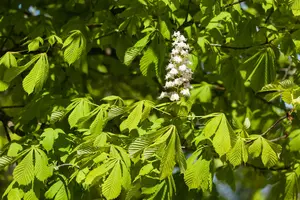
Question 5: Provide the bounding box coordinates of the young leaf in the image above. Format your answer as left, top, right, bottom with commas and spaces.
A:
41, 128, 60, 152
0, 52, 18, 68
28, 37, 44, 52
63, 30, 86, 65
7, 188, 24, 200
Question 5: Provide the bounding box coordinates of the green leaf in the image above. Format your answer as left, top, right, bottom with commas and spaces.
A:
48, 35, 63, 46
284, 172, 298, 200
7, 143, 23, 157
24, 189, 38, 200
120, 101, 144, 132
124, 33, 152, 66
22, 53, 49, 94
292, 0, 300, 16
85, 159, 117, 185
242, 48, 276, 91
34, 148, 52, 181
227, 137, 248, 167
160, 132, 176, 179
3, 54, 40, 82
63, 30, 86, 65
90, 107, 107, 135
13, 149, 34, 185
0, 155, 14, 169
140, 43, 158, 77
184, 156, 212, 191
45, 179, 70, 200
204, 114, 235, 157
68, 98, 91, 128
261, 139, 281, 167
0, 52, 18, 68
28, 37, 44, 52
102, 162, 122, 200
248, 136, 262, 158
7, 188, 24, 200
41, 128, 60, 152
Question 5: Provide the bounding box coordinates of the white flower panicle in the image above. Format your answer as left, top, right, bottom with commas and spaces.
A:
159, 31, 193, 101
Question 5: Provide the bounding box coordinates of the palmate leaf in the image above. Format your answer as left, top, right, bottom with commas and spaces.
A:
242, 47, 276, 91
227, 137, 248, 167
102, 161, 122, 200
248, 136, 281, 167
13, 149, 35, 185
124, 33, 152, 66
22, 53, 49, 94
63, 30, 86, 65
203, 113, 235, 157
284, 172, 298, 200
258, 80, 296, 102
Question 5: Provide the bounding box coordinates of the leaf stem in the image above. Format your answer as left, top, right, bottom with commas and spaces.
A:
261, 115, 287, 136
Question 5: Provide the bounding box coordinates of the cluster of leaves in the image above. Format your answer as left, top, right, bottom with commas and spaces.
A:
2, 0, 300, 199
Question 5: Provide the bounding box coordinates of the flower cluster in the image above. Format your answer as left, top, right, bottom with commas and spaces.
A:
159, 31, 193, 101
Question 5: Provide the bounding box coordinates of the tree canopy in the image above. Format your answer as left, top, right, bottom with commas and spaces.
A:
1, 0, 300, 199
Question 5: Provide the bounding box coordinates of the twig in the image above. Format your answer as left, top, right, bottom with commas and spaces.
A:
0, 105, 25, 109
210, 38, 275, 50
246, 163, 292, 171
261, 115, 287, 136
223, 0, 246, 8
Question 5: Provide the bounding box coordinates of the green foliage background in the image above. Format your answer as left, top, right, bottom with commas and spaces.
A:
1, 0, 300, 199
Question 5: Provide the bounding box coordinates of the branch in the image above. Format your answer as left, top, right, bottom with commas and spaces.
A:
223, 0, 246, 8
269, 132, 289, 142
261, 115, 287, 136
210, 38, 275, 50
246, 163, 292, 171
0, 105, 25, 109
